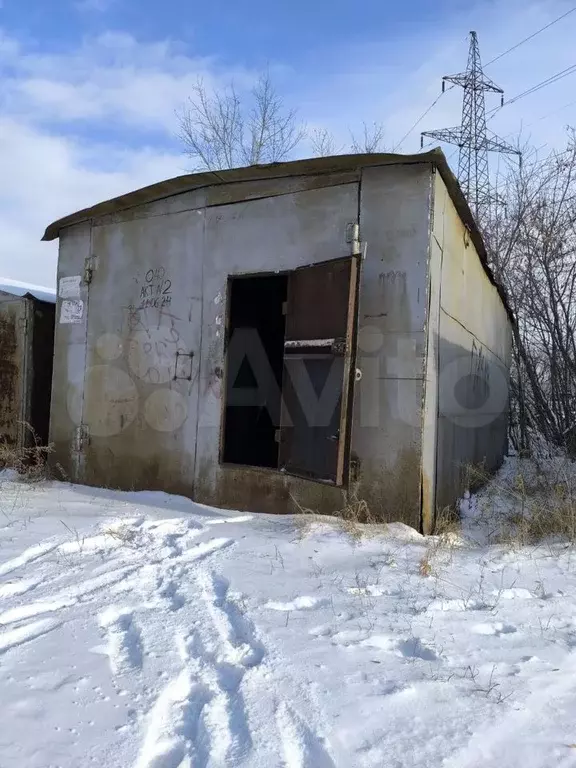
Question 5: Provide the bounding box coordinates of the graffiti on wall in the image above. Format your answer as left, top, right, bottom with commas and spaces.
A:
137, 267, 173, 310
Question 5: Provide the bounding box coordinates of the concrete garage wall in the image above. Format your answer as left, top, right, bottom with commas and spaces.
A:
51, 177, 365, 514
50, 222, 91, 478
352, 164, 433, 528
430, 170, 512, 515
194, 181, 360, 514
51, 191, 207, 492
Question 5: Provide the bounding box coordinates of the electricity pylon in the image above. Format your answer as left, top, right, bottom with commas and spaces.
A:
421, 31, 521, 220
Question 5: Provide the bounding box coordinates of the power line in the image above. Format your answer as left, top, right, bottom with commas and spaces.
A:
393, 90, 451, 151
487, 63, 576, 120
394, 9, 576, 151
500, 98, 576, 139
421, 31, 520, 219
527, 98, 576, 126
484, 5, 576, 67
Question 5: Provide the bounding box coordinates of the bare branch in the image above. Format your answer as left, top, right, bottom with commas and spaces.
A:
177, 72, 304, 170
246, 71, 306, 165
310, 127, 340, 157
484, 130, 576, 454
350, 122, 386, 153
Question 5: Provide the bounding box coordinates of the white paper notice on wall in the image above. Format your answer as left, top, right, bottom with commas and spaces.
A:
58, 275, 81, 298
60, 299, 84, 324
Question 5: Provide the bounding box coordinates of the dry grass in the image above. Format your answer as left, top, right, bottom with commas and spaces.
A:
0, 425, 53, 483
288, 455, 576, 549
289, 481, 389, 541
433, 504, 461, 536
471, 458, 576, 545
100, 524, 140, 545
418, 551, 434, 577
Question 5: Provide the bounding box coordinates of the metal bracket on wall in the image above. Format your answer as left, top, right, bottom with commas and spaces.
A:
84, 256, 97, 285
74, 424, 90, 452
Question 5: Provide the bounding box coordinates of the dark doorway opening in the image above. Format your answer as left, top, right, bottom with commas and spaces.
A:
222, 274, 287, 468
29, 301, 56, 446
221, 256, 359, 484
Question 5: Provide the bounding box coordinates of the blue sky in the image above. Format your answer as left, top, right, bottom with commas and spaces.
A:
1, 0, 576, 286
3, 0, 467, 61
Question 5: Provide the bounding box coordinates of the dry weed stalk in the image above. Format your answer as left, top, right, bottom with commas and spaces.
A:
0, 423, 53, 483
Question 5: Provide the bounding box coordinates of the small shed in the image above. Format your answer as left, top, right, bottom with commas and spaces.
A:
0, 283, 56, 451
42, 151, 512, 532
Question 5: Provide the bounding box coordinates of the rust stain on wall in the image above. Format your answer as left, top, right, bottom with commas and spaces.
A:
195, 459, 346, 517
420, 470, 433, 534
354, 447, 422, 528
0, 311, 20, 447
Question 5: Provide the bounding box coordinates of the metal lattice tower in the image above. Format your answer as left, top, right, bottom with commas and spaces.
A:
421, 31, 521, 219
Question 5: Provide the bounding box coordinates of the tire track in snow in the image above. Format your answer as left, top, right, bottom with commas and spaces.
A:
0, 565, 139, 626
134, 630, 250, 768
0, 540, 59, 577
0, 578, 41, 599
0, 618, 62, 654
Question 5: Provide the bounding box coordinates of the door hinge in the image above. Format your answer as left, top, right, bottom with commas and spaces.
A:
345, 222, 361, 255
274, 428, 282, 443
84, 256, 96, 285
74, 424, 90, 452
281, 301, 288, 316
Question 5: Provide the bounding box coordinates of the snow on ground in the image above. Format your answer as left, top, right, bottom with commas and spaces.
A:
2, 468, 576, 767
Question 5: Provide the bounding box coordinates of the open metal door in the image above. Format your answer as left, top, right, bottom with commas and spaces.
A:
278, 255, 359, 484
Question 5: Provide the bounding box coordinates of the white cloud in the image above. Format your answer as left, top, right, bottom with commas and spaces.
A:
0, 117, 186, 286
1, 31, 255, 130
0, 31, 255, 286
1, 0, 576, 287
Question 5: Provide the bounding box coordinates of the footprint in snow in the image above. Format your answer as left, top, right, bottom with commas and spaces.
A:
346, 585, 390, 597
495, 588, 534, 600
98, 607, 143, 674
265, 596, 329, 612
472, 622, 517, 636
427, 598, 485, 612
396, 637, 440, 661
276, 702, 336, 768
336, 633, 440, 661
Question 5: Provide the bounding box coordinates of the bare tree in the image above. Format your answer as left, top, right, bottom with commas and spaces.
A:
350, 121, 386, 153
310, 127, 341, 157
484, 132, 576, 454
310, 121, 387, 157
178, 72, 305, 170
